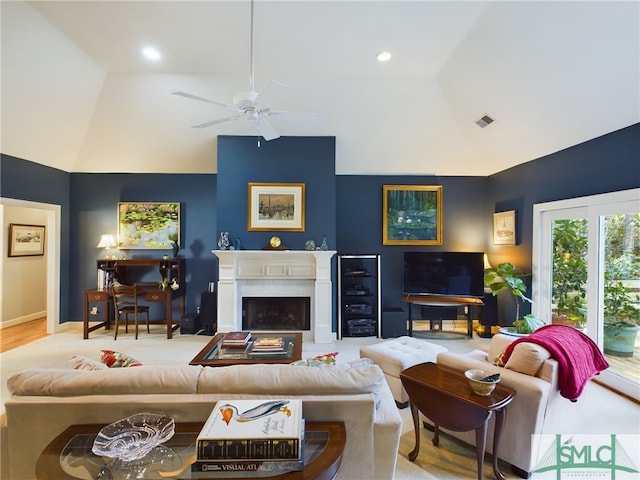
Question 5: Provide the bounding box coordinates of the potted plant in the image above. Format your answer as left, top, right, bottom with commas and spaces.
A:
484, 262, 544, 334
603, 270, 640, 357
551, 220, 587, 329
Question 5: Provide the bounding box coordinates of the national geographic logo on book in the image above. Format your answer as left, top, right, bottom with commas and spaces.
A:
531, 434, 639, 479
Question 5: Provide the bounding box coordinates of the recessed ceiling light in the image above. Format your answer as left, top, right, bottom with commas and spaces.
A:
142, 46, 161, 61
376, 51, 392, 62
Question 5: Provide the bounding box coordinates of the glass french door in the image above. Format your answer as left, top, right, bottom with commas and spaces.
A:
533, 189, 640, 400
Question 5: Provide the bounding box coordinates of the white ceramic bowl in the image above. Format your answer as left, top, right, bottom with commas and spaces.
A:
464, 369, 500, 396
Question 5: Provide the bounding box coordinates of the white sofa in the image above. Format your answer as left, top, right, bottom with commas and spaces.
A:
5, 362, 402, 480
435, 334, 582, 477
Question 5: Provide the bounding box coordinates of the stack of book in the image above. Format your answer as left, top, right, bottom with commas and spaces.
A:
249, 336, 285, 354
192, 399, 304, 474
220, 331, 251, 350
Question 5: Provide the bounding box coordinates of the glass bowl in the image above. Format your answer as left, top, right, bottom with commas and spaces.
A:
464, 369, 500, 396
92, 413, 175, 462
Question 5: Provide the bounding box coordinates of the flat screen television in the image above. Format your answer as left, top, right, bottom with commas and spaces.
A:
403, 251, 485, 298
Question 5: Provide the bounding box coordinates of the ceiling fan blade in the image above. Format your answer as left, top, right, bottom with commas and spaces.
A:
253, 80, 288, 103
172, 90, 238, 111
192, 115, 241, 129
255, 118, 280, 141
267, 111, 327, 122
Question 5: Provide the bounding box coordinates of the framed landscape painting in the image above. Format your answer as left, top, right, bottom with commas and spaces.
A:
248, 183, 305, 231
118, 202, 180, 249
8, 224, 45, 256
383, 185, 443, 245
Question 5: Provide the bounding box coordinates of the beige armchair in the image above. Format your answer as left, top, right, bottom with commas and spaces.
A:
435, 334, 581, 478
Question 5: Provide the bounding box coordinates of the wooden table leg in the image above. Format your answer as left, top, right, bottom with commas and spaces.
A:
474, 418, 489, 480
492, 408, 508, 480
432, 424, 440, 446
408, 401, 421, 461
83, 292, 89, 339
166, 293, 173, 339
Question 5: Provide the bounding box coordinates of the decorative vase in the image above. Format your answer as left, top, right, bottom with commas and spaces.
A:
603, 323, 638, 357
320, 235, 329, 251
218, 232, 230, 250
171, 241, 180, 258
234, 238, 241, 250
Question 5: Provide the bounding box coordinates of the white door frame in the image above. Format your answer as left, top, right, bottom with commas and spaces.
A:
0, 197, 61, 333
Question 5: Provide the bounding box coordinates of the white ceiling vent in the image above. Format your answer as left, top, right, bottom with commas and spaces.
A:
475, 114, 495, 128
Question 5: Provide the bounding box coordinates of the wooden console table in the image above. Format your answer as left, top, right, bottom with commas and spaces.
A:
400, 362, 515, 480
36, 421, 346, 480
83, 258, 186, 339
402, 294, 484, 338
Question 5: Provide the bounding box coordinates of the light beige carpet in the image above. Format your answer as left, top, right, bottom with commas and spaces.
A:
0, 324, 502, 479
395, 408, 520, 480
2, 323, 638, 479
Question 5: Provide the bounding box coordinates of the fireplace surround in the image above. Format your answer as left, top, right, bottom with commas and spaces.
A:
213, 250, 336, 343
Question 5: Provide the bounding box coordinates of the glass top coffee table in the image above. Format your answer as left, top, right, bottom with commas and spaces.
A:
189, 332, 303, 367
36, 421, 345, 480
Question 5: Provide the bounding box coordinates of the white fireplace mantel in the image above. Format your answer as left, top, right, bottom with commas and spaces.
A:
212, 250, 337, 343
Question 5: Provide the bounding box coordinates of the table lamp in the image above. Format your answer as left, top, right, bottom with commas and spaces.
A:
97, 234, 117, 258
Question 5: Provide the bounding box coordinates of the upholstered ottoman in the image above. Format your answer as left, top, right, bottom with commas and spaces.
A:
360, 336, 448, 408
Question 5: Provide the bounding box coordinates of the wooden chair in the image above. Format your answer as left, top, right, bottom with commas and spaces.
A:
111, 282, 150, 340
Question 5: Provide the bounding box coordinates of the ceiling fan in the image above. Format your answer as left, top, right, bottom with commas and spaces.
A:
173, 0, 322, 141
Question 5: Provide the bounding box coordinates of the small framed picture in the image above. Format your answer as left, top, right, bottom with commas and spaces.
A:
493, 210, 516, 245
8, 224, 46, 257
248, 183, 305, 231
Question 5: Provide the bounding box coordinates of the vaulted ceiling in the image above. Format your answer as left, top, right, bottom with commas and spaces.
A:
2, 1, 638, 175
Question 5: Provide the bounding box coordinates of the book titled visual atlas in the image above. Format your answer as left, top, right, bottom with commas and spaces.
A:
196, 399, 303, 461
191, 439, 304, 473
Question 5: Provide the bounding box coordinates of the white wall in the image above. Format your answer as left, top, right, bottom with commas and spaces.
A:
1, 205, 47, 327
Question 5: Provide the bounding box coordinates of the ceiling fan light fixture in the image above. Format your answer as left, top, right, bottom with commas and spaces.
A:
376, 51, 392, 62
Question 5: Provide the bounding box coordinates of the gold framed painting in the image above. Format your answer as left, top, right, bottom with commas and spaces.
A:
493, 210, 516, 245
383, 185, 443, 245
118, 202, 180, 249
8, 223, 46, 256
248, 183, 305, 232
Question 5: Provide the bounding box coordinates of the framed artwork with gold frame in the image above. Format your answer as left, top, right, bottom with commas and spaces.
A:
383, 185, 443, 245
248, 183, 305, 232
118, 202, 180, 249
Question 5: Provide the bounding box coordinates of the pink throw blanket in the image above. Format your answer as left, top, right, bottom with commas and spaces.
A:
502, 324, 609, 402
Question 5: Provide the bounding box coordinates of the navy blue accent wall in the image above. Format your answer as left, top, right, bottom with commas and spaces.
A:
336, 175, 489, 308
484, 123, 640, 323
67, 173, 218, 320
216, 136, 336, 250
2, 124, 637, 328
1, 154, 72, 321
487, 123, 640, 272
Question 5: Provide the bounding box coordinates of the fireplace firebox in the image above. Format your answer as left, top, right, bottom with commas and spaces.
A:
242, 297, 311, 331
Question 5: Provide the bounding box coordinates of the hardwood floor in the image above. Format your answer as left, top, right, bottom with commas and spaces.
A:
0, 318, 47, 353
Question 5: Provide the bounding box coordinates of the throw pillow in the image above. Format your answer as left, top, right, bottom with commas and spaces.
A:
69, 354, 108, 370
504, 342, 551, 376
493, 351, 506, 367
100, 349, 143, 368
290, 352, 338, 367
